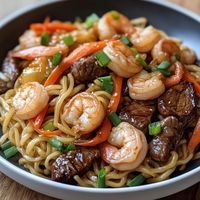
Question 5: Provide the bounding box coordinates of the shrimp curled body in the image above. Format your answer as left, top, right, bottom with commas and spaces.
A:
103, 41, 142, 78
100, 122, 148, 171
13, 82, 49, 120
128, 70, 165, 100
63, 92, 105, 134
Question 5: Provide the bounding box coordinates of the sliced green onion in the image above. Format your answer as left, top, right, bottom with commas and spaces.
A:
108, 112, 121, 126
158, 69, 171, 77
120, 36, 132, 47
4, 146, 18, 159
52, 53, 62, 67
63, 144, 76, 154
97, 168, 106, 188
0, 141, 12, 151
41, 32, 49, 46
43, 121, 56, 131
148, 121, 161, 136
175, 54, 181, 61
48, 138, 63, 151
63, 35, 74, 46
156, 61, 170, 70
136, 54, 151, 71
127, 174, 145, 187
95, 51, 111, 67
85, 13, 99, 29
98, 75, 113, 94
131, 47, 138, 54
111, 10, 120, 20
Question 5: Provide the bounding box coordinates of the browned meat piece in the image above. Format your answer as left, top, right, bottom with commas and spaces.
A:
149, 116, 182, 162
119, 100, 156, 133
70, 56, 109, 84
51, 147, 100, 183
0, 52, 20, 94
158, 81, 197, 125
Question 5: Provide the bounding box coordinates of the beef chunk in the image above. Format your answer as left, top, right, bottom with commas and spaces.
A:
149, 116, 182, 162
70, 56, 109, 84
119, 100, 156, 133
51, 147, 100, 183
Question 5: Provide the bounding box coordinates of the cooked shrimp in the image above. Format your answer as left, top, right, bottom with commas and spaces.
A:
130, 26, 161, 52
128, 70, 165, 100
97, 11, 135, 40
13, 82, 49, 120
180, 45, 197, 64
100, 122, 148, 171
103, 41, 142, 78
151, 38, 180, 63
62, 92, 105, 134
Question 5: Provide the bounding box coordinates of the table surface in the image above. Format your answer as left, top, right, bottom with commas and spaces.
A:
0, 0, 200, 199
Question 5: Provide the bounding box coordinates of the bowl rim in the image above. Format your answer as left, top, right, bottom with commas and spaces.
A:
0, 0, 200, 194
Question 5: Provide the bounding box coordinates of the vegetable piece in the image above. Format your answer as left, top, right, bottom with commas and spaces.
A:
85, 13, 99, 29
95, 51, 111, 67
183, 68, 200, 98
175, 54, 180, 61
108, 112, 121, 126
98, 75, 113, 94
131, 47, 138, 54
30, 22, 77, 34
127, 174, 145, 187
0, 141, 12, 151
148, 121, 161, 136
156, 61, 170, 70
48, 137, 63, 151
75, 75, 123, 146
136, 54, 151, 71
52, 53, 62, 67
41, 32, 50, 46
63, 144, 76, 154
43, 121, 56, 131
12, 45, 68, 60
188, 117, 200, 153
111, 10, 120, 20
157, 69, 171, 77
120, 36, 132, 47
75, 16, 83, 23
63, 35, 74, 46
97, 168, 106, 188
4, 146, 18, 159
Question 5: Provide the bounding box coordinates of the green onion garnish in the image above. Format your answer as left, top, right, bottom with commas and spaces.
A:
41, 32, 49, 46
158, 69, 171, 77
175, 54, 181, 61
98, 75, 114, 94
97, 168, 106, 188
0, 141, 12, 151
52, 53, 62, 67
108, 112, 121, 126
63, 35, 74, 46
63, 144, 76, 154
136, 54, 151, 71
110, 10, 120, 20
95, 51, 111, 67
85, 13, 99, 29
43, 121, 56, 131
120, 36, 133, 47
156, 61, 170, 70
127, 174, 145, 187
131, 47, 138, 54
48, 138, 64, 151
3, 146, 18, 159
148, 121, 161, 136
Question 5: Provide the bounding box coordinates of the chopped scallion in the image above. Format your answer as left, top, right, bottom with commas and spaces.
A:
108, 112, 121, 126
156, 61, 170, 70
175, 54, 181, 61
85, 13, 99, 29
62, 144, 76, 154
111, 10, 120, 20
131, 47, 138, 54
127, 174, 145, 187
63, 35, 74, 46
48, 138, 63, 151
41, 32, 49, 46
148, 121, 161, 136
97, 168, 106, 188
52, 53, 62, 67
0, 141, 12, 151
136, 54, 151, 71
4, 146, 18, 159
95, 51, 111, 67
158, 69, 171, 77
120, 35, 132, 47
43, 121, 56, 131
98, 75, 113, 94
